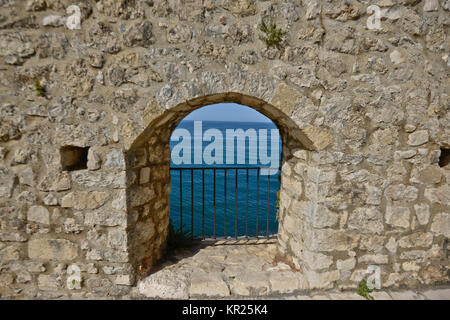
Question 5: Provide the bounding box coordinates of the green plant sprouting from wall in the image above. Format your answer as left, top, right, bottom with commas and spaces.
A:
357, 280, 374, 300
34, 78, 45, 97
166, 219, 194, 252
259, 17, 287, 49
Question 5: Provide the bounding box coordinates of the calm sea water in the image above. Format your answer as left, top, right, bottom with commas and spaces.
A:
169, 120, 282, 238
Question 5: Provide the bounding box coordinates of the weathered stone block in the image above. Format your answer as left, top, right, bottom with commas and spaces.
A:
111, 189, 127, 211
0, 232, 27, 242
358, 254, 389, 264
423, 0, 440, 12
38, 172, 71, 192
430, 213, 450, 237
61, 191, 108, 210
304, 228, 360, 252
87, 149, 101, 170
359, 235, 385, 253
138, 269, 188, 299
229, 272, 270, 296
107, 229, 128, 250
302, 127, 334, 151
282, 176, 303, 199
414, 203, 430, 226
411, 165, 442, 185
385, 206, 411, 229
0, 272, 15, 287
422, 289, 450, 300
336, 257, 356, 271
0, 167, 15, 198
129, 186, 155, 207
0, 245, 21, 261
425, 185, 450, 206
407, 130, 429, 146
293, 201, 338, 228
84, 209, 127, 227
104, 249, 128, 263
385, 184, 418, 203
270, 83, 302, 117
104, 149, 126, 170
71, 170, 128, 189
188, 272, 230, 297
139, 167, 150, 184
114, 275, 134, 286
85, 277, 113, 295
302, 250, 333, 270
38, 274, 62, 291
27, 205, 50, 225
304, 270, 339, 289
349, 207, 384, 234
28, 239, 78, 261
386, 237, 398, 253
43, 193, 58, 206
225, 0, 256, 16
268, 272, 301, 294
398, 232, 433, 248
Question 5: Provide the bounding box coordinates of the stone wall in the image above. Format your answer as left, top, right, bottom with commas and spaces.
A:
0, 0, 449, 299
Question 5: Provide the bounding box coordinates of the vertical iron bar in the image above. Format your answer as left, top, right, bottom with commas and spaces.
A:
267, 168, 270, 238
235, 168, 238, 239
256, 168, 259, 237
224, 169, 227, 237
202, 168, 205, 240
180, 169, 183, 233
171, 166, 279, 239
191, 168, 194, 240
246, 168, 249, 238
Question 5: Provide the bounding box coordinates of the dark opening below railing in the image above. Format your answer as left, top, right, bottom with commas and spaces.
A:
170, 167, 280, 240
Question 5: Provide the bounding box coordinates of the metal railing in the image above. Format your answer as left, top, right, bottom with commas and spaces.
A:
170, 167, 279, 240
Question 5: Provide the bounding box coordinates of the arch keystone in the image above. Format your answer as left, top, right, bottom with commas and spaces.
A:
271, 83, 303, 116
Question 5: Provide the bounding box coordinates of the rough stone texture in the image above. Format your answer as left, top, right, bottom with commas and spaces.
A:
138, 269, 189, 299
269, 271, 302, 294
389, 291, 426, 300
131, 243, 450, 300
0, 0, 448, 300
422, 288, 450, 300
385, 206, 411, 229
188, 272, 230, 297
28, 239, 78, 261
430, 213, 450, 237
27, 205, 50, 225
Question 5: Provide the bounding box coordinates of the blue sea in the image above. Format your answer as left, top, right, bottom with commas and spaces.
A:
170, 120, 282, 238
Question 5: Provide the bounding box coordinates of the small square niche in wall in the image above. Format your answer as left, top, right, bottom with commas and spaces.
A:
60, 146, 89, 171
439, 148, 450, 168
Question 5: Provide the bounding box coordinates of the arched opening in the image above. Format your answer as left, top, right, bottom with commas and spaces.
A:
124, 92, 323, 291
168, 103, 282, 240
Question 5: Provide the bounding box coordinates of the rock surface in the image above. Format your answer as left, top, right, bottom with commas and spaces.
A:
0, 0, 448, 300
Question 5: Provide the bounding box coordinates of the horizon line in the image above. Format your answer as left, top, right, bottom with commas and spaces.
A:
178, 119, 273, 123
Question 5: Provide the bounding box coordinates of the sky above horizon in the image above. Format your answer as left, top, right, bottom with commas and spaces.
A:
181, 103, 272, 123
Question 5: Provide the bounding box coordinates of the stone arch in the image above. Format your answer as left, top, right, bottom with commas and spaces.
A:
124, 91, 326, 281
